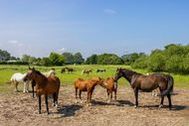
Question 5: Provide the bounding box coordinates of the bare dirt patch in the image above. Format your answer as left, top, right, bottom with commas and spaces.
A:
0, 85, 189, 126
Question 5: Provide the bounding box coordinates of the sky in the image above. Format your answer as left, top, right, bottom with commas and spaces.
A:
0, 0, 189, 58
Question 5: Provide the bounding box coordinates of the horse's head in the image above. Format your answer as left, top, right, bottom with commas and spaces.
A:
24, 67, 39, 81
114, 68, 124, 82
91, 77, 104, 85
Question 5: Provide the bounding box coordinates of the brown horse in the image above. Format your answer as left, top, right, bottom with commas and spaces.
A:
115, 68, 174, 109
100, 77, 117, 102
96, 69, 106, 73
74, 77, 103, 104
24, 67, 60, 114
81, 69, 92, 75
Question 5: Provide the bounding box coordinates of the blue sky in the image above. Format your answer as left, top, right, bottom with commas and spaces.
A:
0, 0, 189, 58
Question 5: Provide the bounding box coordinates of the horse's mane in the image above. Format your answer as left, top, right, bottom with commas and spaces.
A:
123, 68, 142, 75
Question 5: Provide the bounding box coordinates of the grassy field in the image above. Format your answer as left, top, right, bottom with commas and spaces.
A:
0, 64, 188, 91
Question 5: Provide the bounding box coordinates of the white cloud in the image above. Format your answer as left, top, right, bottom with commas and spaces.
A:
104, 9, 117, 15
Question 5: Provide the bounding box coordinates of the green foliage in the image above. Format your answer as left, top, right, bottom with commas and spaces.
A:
85, 54, 98, 64
62, 52, 74, 64
122, 52, 146, 65
0, 49, 11, 61
97, 53, 123, 65
49, 52, 65, 66
40, 57, 52, 66
73, 52, 84, 64
148, 51, 166, 72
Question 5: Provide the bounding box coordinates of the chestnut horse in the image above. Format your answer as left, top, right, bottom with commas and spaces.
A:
74, 77, 103, 104
24, 67, 60, 114
100, 77, 117, 102
115, 68, 174, 109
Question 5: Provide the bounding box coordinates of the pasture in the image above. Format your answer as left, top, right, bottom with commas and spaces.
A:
0, 65, 189, 126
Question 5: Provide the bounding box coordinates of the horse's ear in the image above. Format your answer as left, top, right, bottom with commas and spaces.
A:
28, 66, 31, 70
32, 67, 35, 70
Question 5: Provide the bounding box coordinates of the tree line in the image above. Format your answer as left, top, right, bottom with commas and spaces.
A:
1, 43, 189, 74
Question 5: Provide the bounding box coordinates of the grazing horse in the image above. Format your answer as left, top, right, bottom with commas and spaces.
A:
96, 69, 106, 73
61, 68, 66, 73
65, 67, 74, 73
100, 77, 117, 102
10, 73, 30, 93
24, 67, 60, 114
115, 68, 174, 109
74, 77, 103, 104
81, 69, 92, 75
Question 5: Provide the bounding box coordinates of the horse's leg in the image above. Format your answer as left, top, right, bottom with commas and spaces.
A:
38, 95, 42, 114
167, 94, 172, 110
159, 88, 164, 108
15, 81, 18, 92
114, 89, 117, 101
79, 90, 82, 100
75, 88, 78, 99
26, 82, 29, 93
23, 82, 26, 93
107, 89, 110, 102
110, 91, 113, 102
134, 88, 139, 108
32, 82, 35, 98
53, 93, 56, 106
45, 95, 49, 114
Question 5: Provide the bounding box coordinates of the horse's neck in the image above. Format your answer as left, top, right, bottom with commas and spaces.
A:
123, 71, 137, 83
34, 74, 48, 87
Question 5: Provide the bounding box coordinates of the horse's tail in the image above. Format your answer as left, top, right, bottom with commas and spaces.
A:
162, 75, 174, 96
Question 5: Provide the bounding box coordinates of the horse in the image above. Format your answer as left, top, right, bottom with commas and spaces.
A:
74, 77, 103, 104
99, 77, 117, 102
61, 68, 66, 73
81, 69, 92, 75
29, 68, 56, 98
65, 67, 74, 73
114, 68, 174, 110
23, 67, 60, 114
96, 69, 106, 73
10, 73, 30, 93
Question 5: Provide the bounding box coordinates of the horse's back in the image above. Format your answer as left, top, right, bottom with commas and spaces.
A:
11, 73, 26, 82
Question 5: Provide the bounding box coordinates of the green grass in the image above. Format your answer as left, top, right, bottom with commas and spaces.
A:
0, 64, 189, 91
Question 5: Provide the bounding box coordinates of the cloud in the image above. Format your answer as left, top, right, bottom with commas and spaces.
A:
8, 40, 19, 44
103, 9, 117, 15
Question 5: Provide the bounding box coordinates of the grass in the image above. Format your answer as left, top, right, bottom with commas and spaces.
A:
0, 65, 188, 92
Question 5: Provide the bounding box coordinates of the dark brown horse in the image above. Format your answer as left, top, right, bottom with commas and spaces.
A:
100, 77, 117, 102
115, 68, 174, 109
74, 77, 103, 104
96, 69, 106, 73
81, 69, 92, 75
24, 67, 60, 114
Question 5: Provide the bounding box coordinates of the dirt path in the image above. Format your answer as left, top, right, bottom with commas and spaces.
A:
0, 85, 189, 126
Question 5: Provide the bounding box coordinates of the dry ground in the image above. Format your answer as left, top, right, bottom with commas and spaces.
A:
0, 85, 189, 126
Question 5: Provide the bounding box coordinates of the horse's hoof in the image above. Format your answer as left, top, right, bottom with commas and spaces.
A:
159, 104, 163, 109
134, 105, 138, 108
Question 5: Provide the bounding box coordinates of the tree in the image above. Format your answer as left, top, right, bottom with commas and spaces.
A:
85, 54, 98, 64
73, 52, 84, 64
97, 53, 123, 65
21, 54, 31, 63
49, 52, 65, 66
40, 57, 52, 66
62, 52, 74, 64
122, 52, 146, 65
0, 49, 11, 61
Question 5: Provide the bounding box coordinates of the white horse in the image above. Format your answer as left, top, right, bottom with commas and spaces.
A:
10, 73, 29, 93
10, 69, 56, 93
